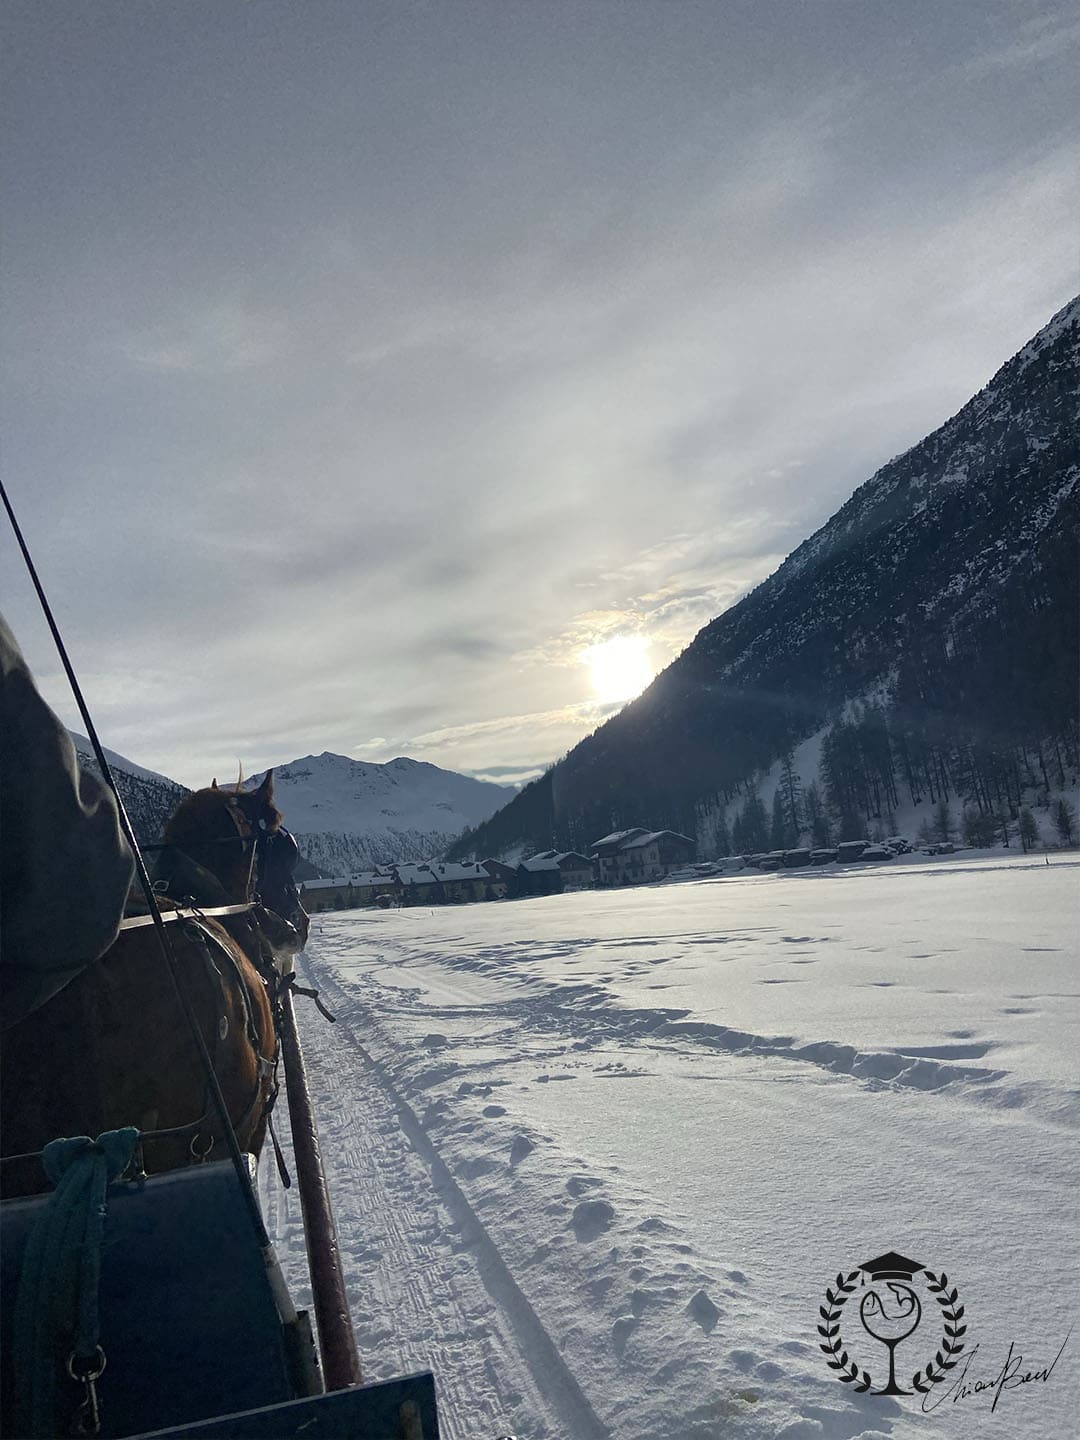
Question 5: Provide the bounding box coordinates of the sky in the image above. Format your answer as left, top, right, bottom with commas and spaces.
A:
2, 0, 1077, 791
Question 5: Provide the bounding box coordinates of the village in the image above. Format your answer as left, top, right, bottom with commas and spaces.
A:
298, 827, 698, 910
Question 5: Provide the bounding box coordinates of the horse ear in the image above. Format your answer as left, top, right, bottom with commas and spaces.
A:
211, 778, 219, 790
255, 769, 275, 804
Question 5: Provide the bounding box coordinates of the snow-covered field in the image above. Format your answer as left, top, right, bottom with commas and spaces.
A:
262, 854, 1079, 1440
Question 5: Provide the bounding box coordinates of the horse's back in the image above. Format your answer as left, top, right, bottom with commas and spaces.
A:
0, 910, 274, 1197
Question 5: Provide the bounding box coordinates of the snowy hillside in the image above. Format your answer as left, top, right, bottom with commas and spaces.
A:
244, 753, 512, 875
454, 296, 1079, 862
70, 731, 188, 849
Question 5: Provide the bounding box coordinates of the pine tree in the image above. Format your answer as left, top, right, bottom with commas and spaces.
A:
803, 782, 831, 847
770, 789, 787, 849
779, 752, 802, 840
933, 799, 955, 844
1018, 808, 1040, 852
741, 789, 769, 852
1053, 798, 1077, 846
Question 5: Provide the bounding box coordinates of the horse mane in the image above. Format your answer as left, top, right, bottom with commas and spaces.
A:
164, 772, 283, 852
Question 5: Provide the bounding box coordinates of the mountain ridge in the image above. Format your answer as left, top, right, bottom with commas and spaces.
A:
243, 751, 512, 875
450, 296, 1079, 860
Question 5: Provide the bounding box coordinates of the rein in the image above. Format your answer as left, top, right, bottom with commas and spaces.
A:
116, 902, 255, 932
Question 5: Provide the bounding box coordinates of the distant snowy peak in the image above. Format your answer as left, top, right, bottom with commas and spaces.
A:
245, 751, 513, 873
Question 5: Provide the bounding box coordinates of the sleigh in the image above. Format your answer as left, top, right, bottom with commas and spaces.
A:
1, 776, 441, 1439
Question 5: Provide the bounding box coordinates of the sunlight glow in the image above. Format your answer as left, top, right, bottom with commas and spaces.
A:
584, 635, 654, 704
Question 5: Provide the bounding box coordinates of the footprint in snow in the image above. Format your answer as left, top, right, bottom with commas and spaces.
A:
611, 1316, 639, 1354
566, 1175, 601, 1196
686, 1289, 721, 1332
509, 1135, 534, 1167
571, 1198, 615, 1241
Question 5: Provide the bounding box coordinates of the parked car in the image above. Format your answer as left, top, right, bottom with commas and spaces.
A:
922, 841, 956, 855
836, 840, 870, 862
884, 836, 911, 854
809, 848, 837, 864
782, 849, 813, 868
860, 845, 895, 861
758, 851, 786, 871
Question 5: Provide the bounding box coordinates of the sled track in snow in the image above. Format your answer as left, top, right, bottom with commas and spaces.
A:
292, 946, 611, 1440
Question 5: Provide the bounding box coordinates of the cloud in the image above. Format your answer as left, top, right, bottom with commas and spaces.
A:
4, 4, 1076, 794
118, 302, 284, 375
958, 10, 1080, 78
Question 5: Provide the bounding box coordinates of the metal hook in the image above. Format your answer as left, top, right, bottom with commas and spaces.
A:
68, 1348, 106, 1437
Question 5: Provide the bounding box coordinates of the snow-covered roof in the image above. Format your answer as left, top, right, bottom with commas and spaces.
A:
522, 855, 560, 872
619, 830, 694, 851
590, 828, 648, 850
393, 863, 439, 886
430, 862, 488, 882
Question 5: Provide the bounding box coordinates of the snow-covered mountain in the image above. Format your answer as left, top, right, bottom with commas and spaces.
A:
452, 296, 1080, 860
244, 753, 512, 876
70, 731, 189, 850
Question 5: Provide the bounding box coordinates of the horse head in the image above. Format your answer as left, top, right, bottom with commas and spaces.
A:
162, 771, 310, 948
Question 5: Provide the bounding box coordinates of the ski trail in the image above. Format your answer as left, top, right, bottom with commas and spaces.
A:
262, 949, 611, 1440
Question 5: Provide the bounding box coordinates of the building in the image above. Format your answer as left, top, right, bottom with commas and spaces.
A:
517, 851, 596, 896
589, 828, 696, 885
480, 859, 516, 898
391, 863, 444, 904
299, 870, 400, 911
589, 829, 651, 887
552, 852, 594, 890
427, 861, 491, 903
299, 877, 353, 912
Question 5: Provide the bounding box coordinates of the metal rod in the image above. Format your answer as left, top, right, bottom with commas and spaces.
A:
278, 987, 362, 1390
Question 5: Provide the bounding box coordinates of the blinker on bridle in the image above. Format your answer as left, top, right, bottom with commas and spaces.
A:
222, 799, 299, 906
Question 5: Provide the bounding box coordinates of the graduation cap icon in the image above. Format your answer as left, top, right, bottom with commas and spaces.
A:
860, 1251, 925, 1281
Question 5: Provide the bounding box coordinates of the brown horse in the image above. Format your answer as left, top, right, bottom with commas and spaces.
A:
0, 772, 310, 1197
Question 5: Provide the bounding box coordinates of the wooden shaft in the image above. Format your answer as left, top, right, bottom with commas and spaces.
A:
278, 988, 363, 1390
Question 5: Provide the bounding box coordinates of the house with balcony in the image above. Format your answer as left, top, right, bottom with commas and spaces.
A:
589, 828, 696, 885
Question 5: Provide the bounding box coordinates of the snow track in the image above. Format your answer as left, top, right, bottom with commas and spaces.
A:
263, 951, 610, 1440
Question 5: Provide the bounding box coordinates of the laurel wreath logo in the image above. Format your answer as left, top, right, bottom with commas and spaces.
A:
818, 1270, 873, 1391
818, 1265, 967, 1398
910, 1270, 966, 1393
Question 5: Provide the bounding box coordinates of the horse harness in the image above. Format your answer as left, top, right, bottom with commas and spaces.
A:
123, 801, 305, 1166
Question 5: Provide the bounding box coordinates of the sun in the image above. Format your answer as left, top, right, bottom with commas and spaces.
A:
584, 635, 654, 704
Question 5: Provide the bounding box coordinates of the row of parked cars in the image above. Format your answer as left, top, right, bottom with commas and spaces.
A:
740, 837, 917, 870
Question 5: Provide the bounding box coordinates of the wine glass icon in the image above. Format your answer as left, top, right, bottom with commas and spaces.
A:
860, 1283, 921, 1393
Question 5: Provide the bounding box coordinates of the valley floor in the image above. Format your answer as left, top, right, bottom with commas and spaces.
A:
261, 854, 1080, 1440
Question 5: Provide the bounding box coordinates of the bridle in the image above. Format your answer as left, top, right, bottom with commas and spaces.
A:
222, 795, 272, 902
199, 796, 301, 919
